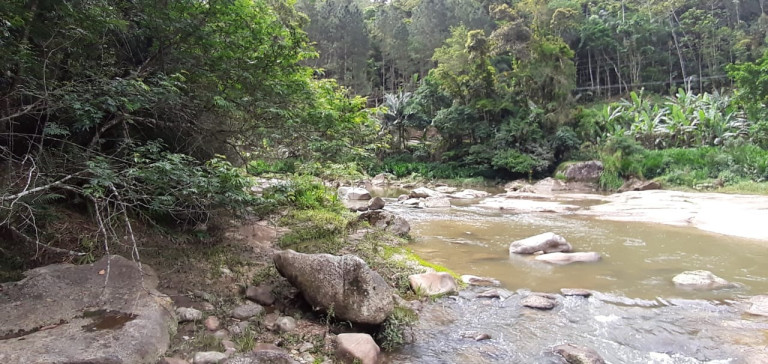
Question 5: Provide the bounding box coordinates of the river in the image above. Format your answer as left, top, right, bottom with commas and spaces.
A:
379, 190, 768, 363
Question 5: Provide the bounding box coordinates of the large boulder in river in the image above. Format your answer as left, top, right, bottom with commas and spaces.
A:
358, 210, 410, 236
553, 344, 606, 364
672, 270, 736, 290
409, 272, 458, 296
0, 255, 175, 364
618, 178, 661, 192
409, 187, 443, 198
371, 173, 392, 186
273, 250, 393, 324
562, 161, 603, 183
535, 252, 601, 265
338, 187, 371, 200
509, 232, 572, 255
367, 196, 385, 210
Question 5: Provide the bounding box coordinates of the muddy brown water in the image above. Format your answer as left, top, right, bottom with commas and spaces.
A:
382, 193, 768, 363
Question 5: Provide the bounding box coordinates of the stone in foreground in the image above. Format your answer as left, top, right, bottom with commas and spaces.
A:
177, 307, 203, 322
245, 285, 275, 306
273, 250, 393, 324
534, 252, 601, 265
521, 295, 556, 310
336, 333, 380, 364
231, 303, 264, 320
553, 344, 606, 364
193, 351, 227, 364
0, 255, 175, 364
746, 295, 768, 317
672, 270, 736, 290
409, 272, 458, 296
509, 232, 572, 254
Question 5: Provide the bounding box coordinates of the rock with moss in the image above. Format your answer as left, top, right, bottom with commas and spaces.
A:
358, 210, 410, 236
273, 250, 394, 324
562, 161, 603, 183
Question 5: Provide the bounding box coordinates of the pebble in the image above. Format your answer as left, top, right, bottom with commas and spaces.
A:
204, 316, 220, 331
245, 285, 275, 306
298, 342, 314, 353
275, 316, 297, 332
212, 329, 229, 340
231, 303, 264, 320
176, 307, 203, 322
521, 295, 556, 310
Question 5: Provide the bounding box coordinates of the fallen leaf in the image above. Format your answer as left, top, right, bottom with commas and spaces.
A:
98, 270, 105, 275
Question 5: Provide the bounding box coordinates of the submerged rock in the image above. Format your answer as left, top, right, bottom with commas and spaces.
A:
358, 210, 410, 236
409, 272, 458, 296
336, 333, 380, 364
553, 344, 606, 364
672, 270, 736, 290
509, 232, 572, 255
534, 252, 601, 265
273, 250, 393, 324
560, 288, 592, 297
0, 255, 175, 364
563, 161, 604, 183
521, 294, 556, 310
461, 274, 501, 287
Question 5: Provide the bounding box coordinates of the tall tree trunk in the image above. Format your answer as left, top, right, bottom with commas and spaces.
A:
669, 17, 688, 92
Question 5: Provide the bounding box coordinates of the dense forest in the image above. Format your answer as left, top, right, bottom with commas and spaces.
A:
2, 0, 768, 259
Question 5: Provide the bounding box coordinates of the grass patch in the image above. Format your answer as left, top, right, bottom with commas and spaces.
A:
718, 181, 768, 195
278, 209, 354, 254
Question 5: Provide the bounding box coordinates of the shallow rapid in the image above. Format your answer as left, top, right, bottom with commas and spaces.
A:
383, 193, 768, 363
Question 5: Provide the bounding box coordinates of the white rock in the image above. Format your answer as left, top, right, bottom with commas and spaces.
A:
460, 275, 501, 287
509, 232, 572, 255
409, 272, 457, 296
672, 270, 736, 290
231, 303, 264, 320
193, 351, 227, 364
419, 196, 451, 208
176, 307, 203, 322
747, 295, 768, 316
409, 187, 443, 198
275, 316, 297, 332
449, 189, 491, 199
534, 252, 601, 264
336, 333, 379, 364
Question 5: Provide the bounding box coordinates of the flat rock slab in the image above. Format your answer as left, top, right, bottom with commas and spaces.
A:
0, 255, 175, 364
461, 274, 501, 287
534, 252, 601, 265
746, 295, 768, 317
560, 288, 592, 297
521, 295, 556, 310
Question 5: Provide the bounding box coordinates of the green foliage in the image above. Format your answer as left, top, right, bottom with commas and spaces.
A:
377, 306, 418, 351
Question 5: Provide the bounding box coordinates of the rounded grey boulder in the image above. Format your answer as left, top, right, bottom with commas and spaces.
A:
509, 232, 572, 255
273, 250, 393, 324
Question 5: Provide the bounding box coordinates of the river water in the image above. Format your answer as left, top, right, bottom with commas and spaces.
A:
380, 192, 768, 363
